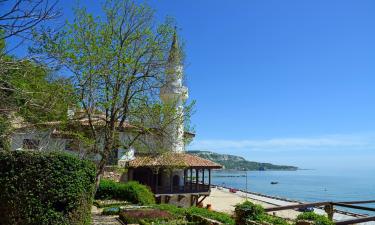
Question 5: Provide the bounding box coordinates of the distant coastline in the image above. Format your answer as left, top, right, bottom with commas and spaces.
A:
187, 150, 298, 171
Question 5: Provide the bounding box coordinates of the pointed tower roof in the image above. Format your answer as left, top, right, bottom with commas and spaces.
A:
168, 29, 181, 65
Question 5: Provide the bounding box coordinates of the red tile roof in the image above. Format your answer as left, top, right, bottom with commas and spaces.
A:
128, 152, 222, 169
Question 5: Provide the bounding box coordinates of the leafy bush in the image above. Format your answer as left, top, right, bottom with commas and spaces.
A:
152, 204, 187, 218
235, 201, 265, 224
235, 201, 290, 225
119, 209, 173, 224
187, 207, 235, 225
297, 212, 334, 225
0, 151, 96, 225
152, 204, 235, 225
95, 179, 155, 205
258, 214, 289, 225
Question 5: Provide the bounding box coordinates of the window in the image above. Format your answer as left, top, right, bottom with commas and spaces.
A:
22, 139, 40, 150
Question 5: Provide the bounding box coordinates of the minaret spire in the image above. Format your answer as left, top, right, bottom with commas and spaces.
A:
168, 27, 181, 65
160, 29, 188, 153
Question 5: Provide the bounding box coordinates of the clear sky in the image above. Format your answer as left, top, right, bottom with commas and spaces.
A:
150, 0, 375, 170
7, 0, 375, 170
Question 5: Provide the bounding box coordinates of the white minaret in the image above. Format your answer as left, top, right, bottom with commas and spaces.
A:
160, 31, 188, 153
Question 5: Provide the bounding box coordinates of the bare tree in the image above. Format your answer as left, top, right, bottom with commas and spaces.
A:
0, 0, 60, 40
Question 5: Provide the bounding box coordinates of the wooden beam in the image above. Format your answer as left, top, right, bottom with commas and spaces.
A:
333, 203, 375, 212
191, 195, 196, 206
335, 216, 375, 225
265, 202, 331, 212
178, 195, 186, 201
336, 200, 375, 204
165, 195, 171, 204
197, 195, 208, 206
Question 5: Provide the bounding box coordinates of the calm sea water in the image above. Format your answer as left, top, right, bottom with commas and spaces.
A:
212, 169, 375, 215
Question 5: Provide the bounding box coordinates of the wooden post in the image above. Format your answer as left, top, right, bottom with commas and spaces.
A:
190, 168, 193, 191
202, 169, 205, 185
209, 169, 211, 187
324, 204, 334, 221
155, 170, 158, 193
170, 170, 173, 193
183, 169, 187, 192
196, 169, 199, 191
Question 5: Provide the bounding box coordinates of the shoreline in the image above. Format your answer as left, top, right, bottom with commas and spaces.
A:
213, 184, 366, 218
204, 185, 373, 223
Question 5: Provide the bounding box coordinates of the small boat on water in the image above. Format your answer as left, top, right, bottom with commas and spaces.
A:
270, 181, 279, 185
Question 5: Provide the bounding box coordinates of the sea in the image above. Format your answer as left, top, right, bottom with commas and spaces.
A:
211, 169, 375, 215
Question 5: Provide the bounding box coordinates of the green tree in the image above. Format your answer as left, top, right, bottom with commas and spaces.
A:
34, 0, 193, 186
0, 53, 75, 149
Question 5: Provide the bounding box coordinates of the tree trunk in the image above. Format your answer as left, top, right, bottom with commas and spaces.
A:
95, 132, 115, 190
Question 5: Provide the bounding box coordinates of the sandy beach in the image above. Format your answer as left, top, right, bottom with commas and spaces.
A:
203, 187, 375, 224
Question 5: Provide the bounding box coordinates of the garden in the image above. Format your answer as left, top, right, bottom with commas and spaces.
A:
94, 178, 334, 225
0, 151, 335, 225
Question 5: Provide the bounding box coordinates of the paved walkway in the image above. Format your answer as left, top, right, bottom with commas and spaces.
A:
91, 206, 121, 225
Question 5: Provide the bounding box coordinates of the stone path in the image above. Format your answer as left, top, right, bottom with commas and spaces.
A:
91, 206, 121, 225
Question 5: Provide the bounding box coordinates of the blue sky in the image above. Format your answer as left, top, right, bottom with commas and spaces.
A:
6, 0, 375, 169
150, 0, 375, 170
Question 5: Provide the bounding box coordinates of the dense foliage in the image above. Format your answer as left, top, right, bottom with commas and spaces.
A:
95, 179, 155, 205
0, 38, 75, 150
154, 204, 235, 225
188, 151, 298, 171
235, 201, 265, 224
0, 151, 96, 225
297, 212, 334, 225
235, 201, 288, 225
119, 209, 173, 224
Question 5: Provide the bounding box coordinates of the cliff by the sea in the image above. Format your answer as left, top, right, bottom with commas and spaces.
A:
187, 150, 298, 171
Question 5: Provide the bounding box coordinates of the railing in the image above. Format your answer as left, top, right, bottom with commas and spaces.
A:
265, 200, 375, 225
152, 183, 210, 194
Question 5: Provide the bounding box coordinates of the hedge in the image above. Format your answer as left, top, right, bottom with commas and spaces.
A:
297, 212, 334, 225
95, 179, 155, 205
0, 151, 96, 225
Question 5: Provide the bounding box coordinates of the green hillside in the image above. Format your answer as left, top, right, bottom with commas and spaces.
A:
187, 150, 298, 171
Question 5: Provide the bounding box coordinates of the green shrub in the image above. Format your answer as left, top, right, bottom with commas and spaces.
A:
0, 151, 96, 225
258, 214, 289, 225
235, 201, 265, 224
95, 179, 155, 205
152, 204, 235, 225
153, 204, 187, 217
188, 207, 235, 225
119, 209, 173, 224
297, 212, 334, 225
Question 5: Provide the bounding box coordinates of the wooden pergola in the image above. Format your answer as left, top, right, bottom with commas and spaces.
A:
127, 152, 222, 205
